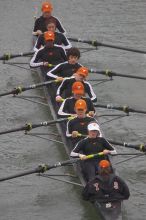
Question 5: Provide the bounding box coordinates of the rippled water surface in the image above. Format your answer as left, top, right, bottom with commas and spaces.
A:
0, 0, 146, 219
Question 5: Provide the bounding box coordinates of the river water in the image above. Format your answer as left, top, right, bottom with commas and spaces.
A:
0, 0, 146, 219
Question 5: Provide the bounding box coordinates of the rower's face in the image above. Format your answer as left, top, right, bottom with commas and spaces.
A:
88, 130, 100, 138
47, 23, 56, 32
75, 73, 86, 81
43, 12, 51, 18
75, 109, 86, 118
68, 55, 79, 64
45, 40, 54, 48
74, 93, 83, 99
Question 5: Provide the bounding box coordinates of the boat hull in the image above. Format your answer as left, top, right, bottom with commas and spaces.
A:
32, 64, 123, 220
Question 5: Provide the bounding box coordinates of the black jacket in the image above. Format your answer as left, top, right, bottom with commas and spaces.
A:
56, 77, 97, 102
47, 61, 82, 79
33, 15, 66, 33
30, 46, 67, 68
82, 174, 130, 202
34, 32, 71, 51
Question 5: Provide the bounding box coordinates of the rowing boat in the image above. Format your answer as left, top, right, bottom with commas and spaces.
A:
31, 37, 124, 219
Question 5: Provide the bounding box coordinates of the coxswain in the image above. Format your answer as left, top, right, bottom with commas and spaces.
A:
70, 122, 117, 181
33, 2, 66, 36
58, 82, 95, 117
30, 31, 67, 74
56, 66, 97, 102
47, 47, 82, 80
82, 160, 130, 203
66, 99, 99, 145
33, 18, 71, 51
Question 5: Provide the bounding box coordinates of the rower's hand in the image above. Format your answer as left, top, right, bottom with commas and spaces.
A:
56, 77, 64, 82
36, 30, 43, 35
71, 114, 77, 118
87, 111, 95, 117
103, 149, 110, 155
43, 62, 49, 66
79, 154, 87, 160
72, 131, 79, 138
56, 96, 63, 102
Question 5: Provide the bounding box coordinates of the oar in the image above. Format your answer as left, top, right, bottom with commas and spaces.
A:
107, 139, 146, 152
0, 152, 104, 182
90, 69, 146, 80
75, 133, 146, 153
68, 37, 146, 54
0, 118, 67, 135
0, 52, 34, 60
94, 103, 146, 115
0, 80, 59, 97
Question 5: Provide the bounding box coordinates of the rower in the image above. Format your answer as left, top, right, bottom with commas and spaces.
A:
58, 82, 95, 117
70, 122, 117, 181
82, 160, 130, 202
47, 47, 82, 80
66, 99, 99, 145
30, 31, 67, 74
56, 66, 97, 102
33, 2, 66, 36
33, 18, 71, 51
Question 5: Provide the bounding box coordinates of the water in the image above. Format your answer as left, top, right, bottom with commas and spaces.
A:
0, 0, 146, 219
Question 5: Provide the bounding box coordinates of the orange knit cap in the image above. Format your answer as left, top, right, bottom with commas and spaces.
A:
75, 99, 87, 110
76, 67, 89, 77
99, 160, 110, 168
44, 31, 55, 41
72, 81, 84, 95
42, 2, 53, 12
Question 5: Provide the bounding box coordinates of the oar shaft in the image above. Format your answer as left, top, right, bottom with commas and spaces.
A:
94, 103, 146, 115
20, 80, 56, 93
0, 168, 39, 182
0, 118, 67, 135
68, 37, 146, 54
98, 42, 146, 54
91, 70, 146, 80
0, 159, 80, 182
107, 139, 146, 152
0, 80, 56, 97
0, 52, 34, 60
0, 152, 107, 182
0, 125, 30, 135
0, 89, 17, 97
